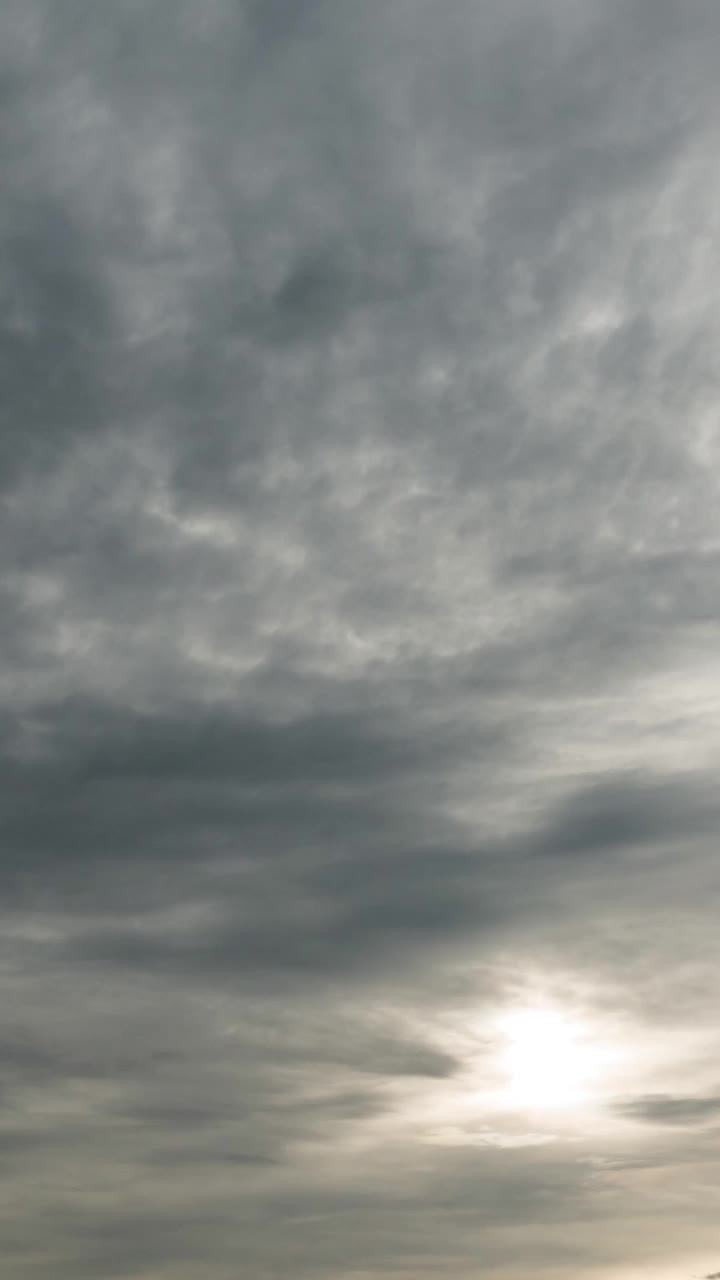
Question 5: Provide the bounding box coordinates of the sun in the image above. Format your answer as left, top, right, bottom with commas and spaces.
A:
498, 1008, 600, 1110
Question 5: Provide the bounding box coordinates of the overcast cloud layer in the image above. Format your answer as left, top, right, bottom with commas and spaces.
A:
3, 2, 720, 1277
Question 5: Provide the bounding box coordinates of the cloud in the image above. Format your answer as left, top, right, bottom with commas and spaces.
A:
2, 0, 720, 1277
617, 1095, 720, 1128
531, 772, 720, 858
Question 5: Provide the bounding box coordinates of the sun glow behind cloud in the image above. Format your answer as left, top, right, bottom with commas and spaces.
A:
387, 992, 639, 1155
497, 1008, 616, 1111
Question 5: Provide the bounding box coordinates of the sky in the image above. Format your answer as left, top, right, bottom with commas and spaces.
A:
2, 1, 720, 1277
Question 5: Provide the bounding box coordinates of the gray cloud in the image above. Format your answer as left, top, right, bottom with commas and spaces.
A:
3, 0, 720, 1276
617, 1095, 720, 1128
531, 772, 720, 858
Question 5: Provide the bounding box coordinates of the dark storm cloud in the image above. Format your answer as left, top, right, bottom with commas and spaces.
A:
532, 772, 720, 858
0, 693, 484, 880
2, 676, 716, 990
0, 203, 112, 484
41, 754, 720, 987
66, 850, 495, 982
